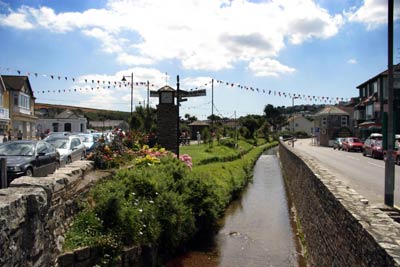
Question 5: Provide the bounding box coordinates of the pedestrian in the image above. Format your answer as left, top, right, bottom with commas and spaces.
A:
7, 131, 12, 141
17, 130, 23, 140
2, 135, 7, 143
196, 131, 201, 144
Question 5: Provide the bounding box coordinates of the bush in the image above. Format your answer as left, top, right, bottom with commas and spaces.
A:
65, 140, 279, 263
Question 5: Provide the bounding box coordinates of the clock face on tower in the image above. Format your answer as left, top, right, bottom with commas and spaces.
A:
160, 92, 174, 104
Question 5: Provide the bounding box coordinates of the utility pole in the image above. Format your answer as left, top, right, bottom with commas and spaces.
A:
176, 75, 180, 158
211, 79, 214, 132
384, 0, 395, 206
147, 80, 150, 111
234, 110, 237, 142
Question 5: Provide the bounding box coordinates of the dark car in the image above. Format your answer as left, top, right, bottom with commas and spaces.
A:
0, 140, 60, 184
342, 137, 363, 152
363, 139, 383, 159
333, 138, 345, 150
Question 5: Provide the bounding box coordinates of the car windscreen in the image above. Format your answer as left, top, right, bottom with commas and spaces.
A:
80, 135, 93, 142
47, 139, 69, 149
374, 140, 382, 146
0, 142, 35, 156
349, 138, 360, 143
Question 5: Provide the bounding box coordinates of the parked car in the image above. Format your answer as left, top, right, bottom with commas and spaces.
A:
342, 137, 363, 152
77, 133, 98, 154
333, 138, 345, 150
0, 140, 60, 184
368, 133, 382, 140
45, 135, 86, 165
363, 139, 383, 159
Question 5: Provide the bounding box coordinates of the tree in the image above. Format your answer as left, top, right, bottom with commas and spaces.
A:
264, 104, 287, 131
129, 106, 157, 133
238, 115, 264, 139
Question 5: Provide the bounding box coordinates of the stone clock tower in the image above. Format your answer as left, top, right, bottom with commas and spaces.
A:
156, 85, 178, 154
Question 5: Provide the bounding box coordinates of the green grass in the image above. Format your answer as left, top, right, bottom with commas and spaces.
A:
180, 139, 255, 166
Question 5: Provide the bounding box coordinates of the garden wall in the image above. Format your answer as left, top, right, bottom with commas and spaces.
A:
279, 141, 400, 266
0, 161, 112, 267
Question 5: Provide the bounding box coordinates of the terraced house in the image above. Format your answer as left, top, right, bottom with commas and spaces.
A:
353, 64, 400, 139
0, 75, 37, 140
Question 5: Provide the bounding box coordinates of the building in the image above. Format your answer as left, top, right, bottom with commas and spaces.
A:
314, 106, 351, 146
36, 109, 87, 134
0, 75, 37, 139
283, 115, 314, 135
88, 120, 129, 131
354, 64, 400, 139
0, 77, 10, 138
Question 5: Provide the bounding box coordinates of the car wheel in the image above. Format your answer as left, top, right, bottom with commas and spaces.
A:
25, 168, 33, 177
372, 152, 376, 159
363, 150, 366, 156
66, 157, 72, 164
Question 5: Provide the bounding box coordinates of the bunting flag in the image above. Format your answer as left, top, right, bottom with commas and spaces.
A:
213, 77, 351, 104
0, 66, 351, 104
0, 66, 158, 89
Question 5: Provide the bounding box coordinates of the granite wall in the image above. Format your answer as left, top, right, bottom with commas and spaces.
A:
279, 141, 400, 266
0, 161, 112, 267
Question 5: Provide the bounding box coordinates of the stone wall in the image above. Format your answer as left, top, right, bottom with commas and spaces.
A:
57, 245, 142, 267
157, 104, 178, 154
0, 161, 112, 267
279, 141, 400, 266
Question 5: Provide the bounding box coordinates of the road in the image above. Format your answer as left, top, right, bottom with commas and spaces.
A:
292, 138, 400, 207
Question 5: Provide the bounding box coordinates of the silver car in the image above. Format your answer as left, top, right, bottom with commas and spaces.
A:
45, 135, 86, 165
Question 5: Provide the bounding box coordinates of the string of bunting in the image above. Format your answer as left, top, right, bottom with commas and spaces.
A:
0, 66, 158, 90
0, 66, 351, 103
212, 78, 352, 104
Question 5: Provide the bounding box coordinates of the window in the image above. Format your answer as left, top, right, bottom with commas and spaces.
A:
17, 93, 30, 109
366, 104, 374, 119
52, 123, 59, 132
341, 116, 348, 126
0, 92, 2, 107
321, 117, 327, 126
64, 123, 71, 132
373, 81, 378, 93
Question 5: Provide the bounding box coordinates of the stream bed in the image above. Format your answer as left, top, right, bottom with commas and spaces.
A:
166, 148, 306, 267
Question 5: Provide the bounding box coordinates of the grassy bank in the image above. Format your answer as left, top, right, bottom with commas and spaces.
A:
64, 138, 277, 265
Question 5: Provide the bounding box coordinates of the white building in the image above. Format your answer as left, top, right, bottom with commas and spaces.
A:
284, 115, 314, 134
36, 109, 87, 134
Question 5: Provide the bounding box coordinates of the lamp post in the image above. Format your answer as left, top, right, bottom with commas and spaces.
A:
292, 96, 299, 147
121, 73, 134, 120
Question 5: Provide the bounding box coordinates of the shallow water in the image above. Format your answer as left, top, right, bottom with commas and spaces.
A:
166, 149, 305, 267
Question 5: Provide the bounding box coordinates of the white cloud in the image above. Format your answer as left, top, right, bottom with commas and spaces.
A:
248, 58, 296, 77
347, 58, 358, 64
346, 0, 400, 30
0, 0, 344, 75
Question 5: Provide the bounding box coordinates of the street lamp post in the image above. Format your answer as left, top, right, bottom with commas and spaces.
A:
292, 96, 299, 147
121, 73, 134, 127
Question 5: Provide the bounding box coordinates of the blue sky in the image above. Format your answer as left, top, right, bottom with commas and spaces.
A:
0, 0, 399, 120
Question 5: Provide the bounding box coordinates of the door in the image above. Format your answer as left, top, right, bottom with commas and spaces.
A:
35, 142, 49, 176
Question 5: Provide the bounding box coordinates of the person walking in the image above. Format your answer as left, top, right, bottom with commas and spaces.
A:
196, 131, 201, 144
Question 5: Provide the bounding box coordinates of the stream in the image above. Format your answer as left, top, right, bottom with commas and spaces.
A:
166, 148, 306, 266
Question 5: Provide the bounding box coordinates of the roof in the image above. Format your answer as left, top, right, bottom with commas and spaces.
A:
188, 120, 210, 126
1, 75, 35, 97
55, 109, 85, 119
314, 106, 349, 117
157, 85, 176, 92
356, 63, 400, 89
